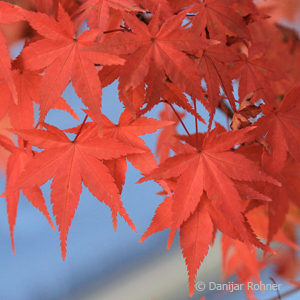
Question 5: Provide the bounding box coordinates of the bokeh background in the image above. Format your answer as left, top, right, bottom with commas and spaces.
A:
0, 1, 299, 299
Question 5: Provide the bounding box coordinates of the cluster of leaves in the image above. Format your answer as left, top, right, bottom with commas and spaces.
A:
0, 0, 299, 298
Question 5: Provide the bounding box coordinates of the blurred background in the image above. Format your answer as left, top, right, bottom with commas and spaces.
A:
0, 1, 299, 300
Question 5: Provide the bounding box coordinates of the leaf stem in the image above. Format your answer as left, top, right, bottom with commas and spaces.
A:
103, 25, 131, 34
166, 101, 191, 137
73, 115, 88, 143
103, 28, 126, 34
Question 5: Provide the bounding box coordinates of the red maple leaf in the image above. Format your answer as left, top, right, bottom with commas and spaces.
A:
139, 126, 279, 249
21, 4, 125, 123
99, 9, 209, 101
8, 122, 145, 258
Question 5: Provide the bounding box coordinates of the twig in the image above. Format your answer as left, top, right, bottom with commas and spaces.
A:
166, 101, 191, 137
269, 277, 282, 300
267, 286, 300, 300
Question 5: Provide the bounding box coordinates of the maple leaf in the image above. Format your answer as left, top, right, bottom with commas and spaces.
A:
0, 134, 55, 253
255, 85, 300, 173
9, 122, 145, 259
74, 0, 140, 31
139, 126, 280, 249
98, 9, 209, 101
188, 0, 250, 40
21, 5, 125, 123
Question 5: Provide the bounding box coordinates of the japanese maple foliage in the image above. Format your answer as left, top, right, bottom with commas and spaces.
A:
0, 0, 299, 298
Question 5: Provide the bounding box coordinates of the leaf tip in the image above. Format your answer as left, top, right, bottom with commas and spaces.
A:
167, 229, 176, 250
50, 222, 56, 231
